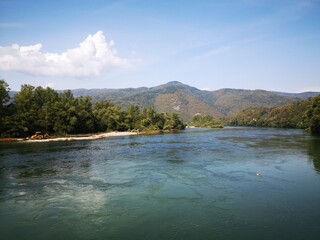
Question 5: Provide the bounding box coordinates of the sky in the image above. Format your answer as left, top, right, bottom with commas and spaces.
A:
0, 0, 319, 92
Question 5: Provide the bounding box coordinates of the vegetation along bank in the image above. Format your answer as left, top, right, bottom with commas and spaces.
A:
230, 95, 320, 135
0, 80, 185, 138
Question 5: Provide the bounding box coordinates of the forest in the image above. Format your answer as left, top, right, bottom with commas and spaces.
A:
230, 95, 320, 135
189, 114, 224, 128
0, 80, 185, 138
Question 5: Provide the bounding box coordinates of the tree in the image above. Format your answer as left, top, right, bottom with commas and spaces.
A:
0, 82, 187, 137
190, 114, 223, 128
0, 79, 10, 135
53, 90, 78, 134
140, 107, 164, 130
125, 105, 141, 130
10, 85, 62, 136
37, 87, 60, 132
11, 85, 38, 136
75, 96, 96, 133
94, 100, 115, 131
230, 95, 320, 135
171, 112, 186, 130
304, 96, 320, 135
0, 79, 10, 111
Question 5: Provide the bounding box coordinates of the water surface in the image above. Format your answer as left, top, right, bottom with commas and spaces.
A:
1, 127, 320, 239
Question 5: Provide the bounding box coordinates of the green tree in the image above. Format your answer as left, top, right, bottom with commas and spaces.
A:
32, 86, 60, 133
190, 114, 223, 128
170, 112, 185, 130
0, 82, 187, 137
304, 96, 320, 135
140, 107, 164, 130
11, 85, 38, 136
93, 100, 126, 131
0, 79, 10, 135
75, 96, 96, 133
0, 79, 10, 112
125, 104, 141, 130
230, 95, 320, 135
8, 85, 61, 136
53, 90, 78, 134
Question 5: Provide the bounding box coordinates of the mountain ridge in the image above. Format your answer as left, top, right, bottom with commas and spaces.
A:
69, 81, 319, 120
69, 81, 319, 96
9, 81, 320, 121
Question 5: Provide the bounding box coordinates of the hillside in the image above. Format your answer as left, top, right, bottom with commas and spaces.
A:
70, 81, 319, 121
8, 81, 319, 121
230, 95, 320, 134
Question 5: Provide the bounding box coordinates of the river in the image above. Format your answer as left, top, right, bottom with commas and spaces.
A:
0, 127, 320, 240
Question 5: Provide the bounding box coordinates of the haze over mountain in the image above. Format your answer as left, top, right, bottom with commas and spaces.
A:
69, 81, 319, 121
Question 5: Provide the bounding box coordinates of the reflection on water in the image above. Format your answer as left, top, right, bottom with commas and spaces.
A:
308, 138, 320, 173
0, 127, 320, 240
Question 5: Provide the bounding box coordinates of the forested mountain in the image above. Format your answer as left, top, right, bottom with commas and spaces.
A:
7, 81, 319, 122
69, 81, 319, 120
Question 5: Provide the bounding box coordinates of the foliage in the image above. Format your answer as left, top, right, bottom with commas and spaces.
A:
189, 114, 224, 128
0, 79, 11, 134
304, 96, 320, 135
230, 95, 320, 135
0, 82, 185, 138
0, 79, 10, 107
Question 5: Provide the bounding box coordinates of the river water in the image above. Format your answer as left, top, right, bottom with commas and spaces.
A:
0, 127, 319, 240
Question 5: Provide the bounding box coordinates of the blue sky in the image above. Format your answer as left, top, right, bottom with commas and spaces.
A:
0, 0, 319, 92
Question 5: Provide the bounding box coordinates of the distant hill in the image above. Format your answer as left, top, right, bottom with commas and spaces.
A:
230, 95, 320, 134
70, 81, 319, 120
9, 81, 320, 121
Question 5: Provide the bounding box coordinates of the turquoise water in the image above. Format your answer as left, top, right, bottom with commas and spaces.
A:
0, 127, 320, 240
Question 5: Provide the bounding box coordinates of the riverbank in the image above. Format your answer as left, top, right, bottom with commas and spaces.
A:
0, 129, 185, 143
27, 132, 138, 142
0, 132, 138, 143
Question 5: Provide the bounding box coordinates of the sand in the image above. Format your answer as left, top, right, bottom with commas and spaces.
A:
25, 132, 138, 143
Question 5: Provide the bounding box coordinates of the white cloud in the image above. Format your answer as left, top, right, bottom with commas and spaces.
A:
200, 87, 211, 91
44, 82, 55, 89
0, 31, 130, 77
299, 86, 320, 93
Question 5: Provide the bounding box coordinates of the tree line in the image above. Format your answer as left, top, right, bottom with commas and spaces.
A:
189, 114, 224, 128
229, 95, 320, 135
0, 80, 185, 138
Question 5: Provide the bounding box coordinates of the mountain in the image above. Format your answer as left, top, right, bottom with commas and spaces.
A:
8, 81, 319, 121
70, 81, 319, 121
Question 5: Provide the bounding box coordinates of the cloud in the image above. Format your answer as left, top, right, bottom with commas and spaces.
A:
200, 87, 211, 91
0, 31, 130, 77
44, 82, 55, 89
299, 86, 320, 92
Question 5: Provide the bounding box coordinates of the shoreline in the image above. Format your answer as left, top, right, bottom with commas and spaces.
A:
26, 132, 138, 142
0, 129, 183, 143
0, 132, 138, 143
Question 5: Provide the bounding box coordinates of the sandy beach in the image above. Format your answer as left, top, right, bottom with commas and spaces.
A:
24, 132, 138, 143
